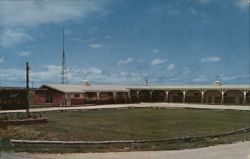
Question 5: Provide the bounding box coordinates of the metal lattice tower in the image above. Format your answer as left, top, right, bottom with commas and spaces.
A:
61, 28, 68, 84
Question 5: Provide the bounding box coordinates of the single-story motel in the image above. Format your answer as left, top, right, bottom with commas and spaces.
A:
34, 81, 250, 106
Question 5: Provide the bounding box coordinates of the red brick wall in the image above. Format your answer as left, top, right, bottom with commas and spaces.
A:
52, 92, 65, 106
99, 92, 114, 104
71, 98, 85, 105
34, 90, 65, 106
33, 91, 46, 105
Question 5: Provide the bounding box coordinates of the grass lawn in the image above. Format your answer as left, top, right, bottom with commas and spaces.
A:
1, 107, 250, 152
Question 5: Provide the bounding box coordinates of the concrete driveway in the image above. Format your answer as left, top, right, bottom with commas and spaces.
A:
1, 103, 250, 114
7, 141, 250, 159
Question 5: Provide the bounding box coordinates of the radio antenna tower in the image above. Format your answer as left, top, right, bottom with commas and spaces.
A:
61, 28, 68, 84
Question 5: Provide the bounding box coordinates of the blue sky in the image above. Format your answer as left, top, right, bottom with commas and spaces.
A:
0, 0, 249, 87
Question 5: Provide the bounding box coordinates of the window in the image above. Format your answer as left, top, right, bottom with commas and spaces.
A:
74, 94, 80, 98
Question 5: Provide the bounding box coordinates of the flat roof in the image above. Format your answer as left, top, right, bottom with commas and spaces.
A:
42, 84, 130, 93
40, 84, 250, 93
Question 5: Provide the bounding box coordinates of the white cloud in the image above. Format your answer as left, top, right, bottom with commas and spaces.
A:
0, 56, 4, 63
193, 74, 248, 83
221, 75, 238, 81
182, 67, 190, 75
83, 67, 102, 76
197, 0, 210, 4
0, 1, 107, 27
0, 68, 25, 81
18, 51, 31, 57
221, 74, 249, 82
31, 65, 61, 81
88, 44, 102, 49
234, 0, 249, 11
118, 58, 134, 65
168, 9, 180, 16
0, 65, 102, 85
152, 48, 159, 53
0, 29, 33, 47
150, 58, 167, 65
70, 37, 88, 43
148, 5, 180, 17
167, 64, 175, 70
67, 67, 103, 82
201, 56, 221, 62
194, 74, 208, 82
100, 10, 114, 17
189, 7, 198, 16
104, 35, 112, 39
107, 72, 144, 83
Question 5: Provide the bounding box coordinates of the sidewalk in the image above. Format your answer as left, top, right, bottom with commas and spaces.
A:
0, 103, 249, 114
8, 141, 250, 159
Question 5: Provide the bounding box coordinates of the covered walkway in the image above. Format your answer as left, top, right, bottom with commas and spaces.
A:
32, 83, 250, 107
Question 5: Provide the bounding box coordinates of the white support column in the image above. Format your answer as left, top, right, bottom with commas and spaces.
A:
136, 90, 140, 102
242, 90, 248, 105
150, 91, 153, 102
113, 92, 117, 103
165, 90, 169, 102
200, 90, 206, 104
220, 89, 226, 104
127, 91, 131, 103
182, 90, 187, 103
97, 92, 100, 103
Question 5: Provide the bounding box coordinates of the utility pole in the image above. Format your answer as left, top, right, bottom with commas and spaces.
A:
61, 28, 68, 84
26, 62, 30, 117
145, 79, 148, 86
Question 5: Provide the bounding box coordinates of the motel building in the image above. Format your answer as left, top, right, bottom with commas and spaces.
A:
33, 81, 250, 106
